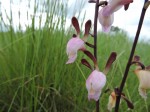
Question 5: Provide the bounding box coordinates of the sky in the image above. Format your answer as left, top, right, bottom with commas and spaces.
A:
68, 0, 150, 41
0, 0, 150, 41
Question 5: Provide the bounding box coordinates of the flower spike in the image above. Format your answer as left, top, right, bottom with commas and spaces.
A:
72, 17, 80, 36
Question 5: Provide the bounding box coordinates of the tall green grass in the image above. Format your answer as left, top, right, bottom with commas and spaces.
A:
0, 0, 150, 112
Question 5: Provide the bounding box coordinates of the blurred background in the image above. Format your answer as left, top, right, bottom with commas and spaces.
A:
0, 0, 150, 111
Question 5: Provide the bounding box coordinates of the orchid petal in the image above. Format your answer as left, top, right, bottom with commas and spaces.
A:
99, 0, 133, 32
103, 0, 133, 16
134, 70, 150, 99
86, 70, 106, 101
66, 37, 85, 64
139, 87, 147, 100
98, 8, 114, 32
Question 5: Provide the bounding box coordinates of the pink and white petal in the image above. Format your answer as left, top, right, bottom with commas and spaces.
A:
136, 70, 150, 88
66, 53, 77, 64
98, 9, 114, 32
119, 0, 133, 5
86, 70, 106, 101
88, 91, 102, 101
67, 38, 85, 53
102, 5, 122, 16
66, 37, 85, 64
134, 70, 150, 99
102, 26, 112, 33
103, 0, 133, 16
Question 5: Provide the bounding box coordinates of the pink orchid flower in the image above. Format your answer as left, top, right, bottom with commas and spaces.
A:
66, 17, 91, 64
66, 36, 85, 64
86, 70, 106, 101
98, 9, 114, 32
83, 51, 117, 101
98, 0, 133, 32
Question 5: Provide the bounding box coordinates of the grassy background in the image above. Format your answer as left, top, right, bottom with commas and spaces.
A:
0, 0, 150, 112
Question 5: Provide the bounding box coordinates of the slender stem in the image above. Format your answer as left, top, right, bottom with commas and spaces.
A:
96, 100, 99, 112
93, 0, 100, 112
115, 1, 148, 112
94, 0, 99, 59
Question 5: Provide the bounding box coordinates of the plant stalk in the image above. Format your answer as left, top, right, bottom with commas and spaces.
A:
93, 0, 100, 112
115, 1, 148, 111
